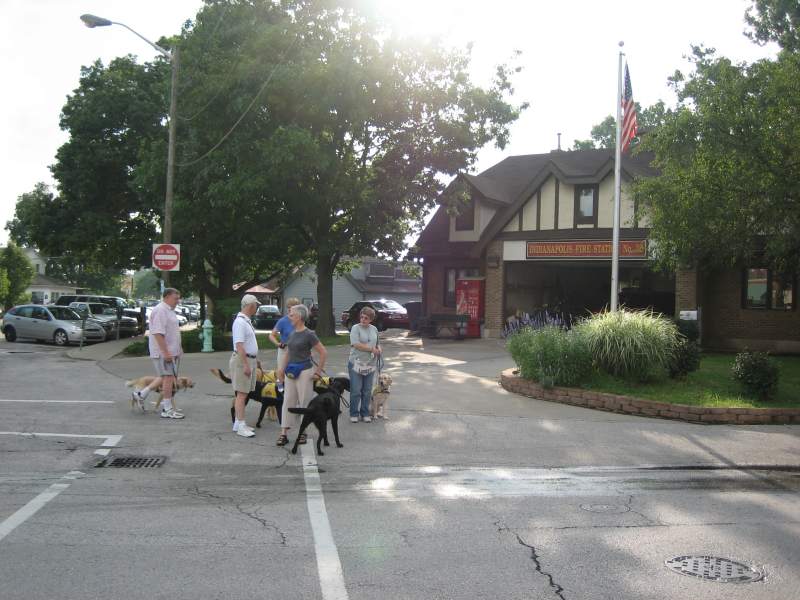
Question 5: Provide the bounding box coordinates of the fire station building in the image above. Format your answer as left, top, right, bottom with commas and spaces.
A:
414, 148, 799, 353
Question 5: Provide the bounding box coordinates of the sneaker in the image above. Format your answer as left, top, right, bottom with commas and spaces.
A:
132, 391, 145, 412
363, 416, 372, 423
160, 408, 185, 419
350, 416, 358, 423
236, 426, 255, 438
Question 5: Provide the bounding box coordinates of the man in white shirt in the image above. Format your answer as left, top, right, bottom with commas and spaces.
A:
132, 287, 185, 419
231, 294, 261, 437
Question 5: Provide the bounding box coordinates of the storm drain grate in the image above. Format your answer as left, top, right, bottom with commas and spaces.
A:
665, 556, 763, 583
96, 456, 166, 469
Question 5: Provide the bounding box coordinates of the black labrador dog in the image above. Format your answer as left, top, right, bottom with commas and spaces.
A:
288, 378, 348, 456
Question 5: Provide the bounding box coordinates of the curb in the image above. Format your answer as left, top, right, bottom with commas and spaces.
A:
500, 369, 800, 425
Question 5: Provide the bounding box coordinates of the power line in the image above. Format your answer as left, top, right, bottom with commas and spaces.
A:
177, 32, 299, 168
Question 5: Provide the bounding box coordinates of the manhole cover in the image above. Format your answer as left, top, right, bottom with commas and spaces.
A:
580, 503, 630, 513
96, 456, 166, 468
665, 556, 763, 583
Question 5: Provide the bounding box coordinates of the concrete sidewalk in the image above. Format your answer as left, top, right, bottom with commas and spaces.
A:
65, 335, 138, 361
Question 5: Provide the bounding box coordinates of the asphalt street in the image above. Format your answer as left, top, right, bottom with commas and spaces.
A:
1, 332, 799, 600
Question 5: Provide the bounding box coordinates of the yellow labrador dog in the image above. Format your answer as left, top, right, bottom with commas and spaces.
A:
369, 373, 393, 419
125, 375, 195, 412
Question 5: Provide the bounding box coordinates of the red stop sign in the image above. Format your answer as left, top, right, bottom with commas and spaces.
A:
152, 243, 180, 271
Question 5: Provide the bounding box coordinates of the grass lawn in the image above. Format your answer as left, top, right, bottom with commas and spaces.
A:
582, 353, 800, 408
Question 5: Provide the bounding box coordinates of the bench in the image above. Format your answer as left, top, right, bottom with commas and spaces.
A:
419, 313, 469, 340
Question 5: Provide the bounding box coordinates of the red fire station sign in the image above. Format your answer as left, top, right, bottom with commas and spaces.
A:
152, 243, 181, 271
526, 240, 647, 260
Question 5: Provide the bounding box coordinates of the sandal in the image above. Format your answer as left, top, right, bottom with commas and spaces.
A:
276, 434, 288, 447
298, 433, 307, 445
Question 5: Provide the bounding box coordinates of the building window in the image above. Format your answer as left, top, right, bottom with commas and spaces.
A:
574, 185, 598, 225
444, 267, 480, 307
743, 268, 795, 310
454, 199, 475, 231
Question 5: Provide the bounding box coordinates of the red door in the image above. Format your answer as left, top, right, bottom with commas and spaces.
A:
455, 278, 485, 338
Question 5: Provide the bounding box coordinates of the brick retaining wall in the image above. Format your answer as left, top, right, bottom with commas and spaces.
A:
500, 369, 800, 425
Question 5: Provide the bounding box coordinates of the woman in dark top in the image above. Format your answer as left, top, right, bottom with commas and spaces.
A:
276, 304, 327, 446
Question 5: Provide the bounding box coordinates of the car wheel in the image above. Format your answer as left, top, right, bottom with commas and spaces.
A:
53, 329, 69, 346
3, 326, 17, 342
376, 319, 387, 332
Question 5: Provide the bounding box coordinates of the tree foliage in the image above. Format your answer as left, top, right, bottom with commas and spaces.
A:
571, 102, 669, 150
0, 244, 34, 310
167, 0, 526, 334
133, 269, 161, 299
745, 0, 800, 51
7, 0, 525, 334
633, 46, 800, 272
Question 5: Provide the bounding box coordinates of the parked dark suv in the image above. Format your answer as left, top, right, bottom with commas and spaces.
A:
340, 299, 409, 331
55, 295, 128, 310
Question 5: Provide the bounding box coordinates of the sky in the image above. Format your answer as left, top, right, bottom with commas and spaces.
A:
0, 0, 778, 247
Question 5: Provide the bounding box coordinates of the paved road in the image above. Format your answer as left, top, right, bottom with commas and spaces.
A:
1, 333, 799, 599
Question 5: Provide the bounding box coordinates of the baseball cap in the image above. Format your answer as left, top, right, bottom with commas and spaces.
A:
241, 294, 261, 308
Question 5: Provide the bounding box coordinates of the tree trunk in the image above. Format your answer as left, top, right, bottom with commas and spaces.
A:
315, 253, 336, 337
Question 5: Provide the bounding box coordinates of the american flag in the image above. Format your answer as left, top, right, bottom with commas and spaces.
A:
621, 64, 637, 153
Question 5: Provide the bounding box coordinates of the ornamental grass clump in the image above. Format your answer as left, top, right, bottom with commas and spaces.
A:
732, 350, 779, 401
507, 325, 592, 387
575, 309, 680, 382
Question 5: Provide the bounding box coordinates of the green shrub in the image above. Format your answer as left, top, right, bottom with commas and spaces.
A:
122, 326, 228, 356
732, 350, 779, 401
575, 309, 680, 382
669, 338, 702, 378
180, 327, 229, 353
507, 325, 592, 387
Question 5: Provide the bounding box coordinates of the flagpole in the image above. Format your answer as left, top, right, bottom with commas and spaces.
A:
611, 42, 625, 312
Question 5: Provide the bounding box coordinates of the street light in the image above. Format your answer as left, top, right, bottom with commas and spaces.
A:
80, 14, 179, 286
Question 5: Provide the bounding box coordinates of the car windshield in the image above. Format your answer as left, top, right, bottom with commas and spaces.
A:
48, 306, 82, 321
259, 306, 280, 314
382, 300, 403, 310
86, 303, 112, 315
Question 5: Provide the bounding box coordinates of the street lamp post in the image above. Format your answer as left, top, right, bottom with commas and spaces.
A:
80, 14, 178, 285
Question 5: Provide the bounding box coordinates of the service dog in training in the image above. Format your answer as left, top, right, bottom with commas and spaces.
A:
125, 376, 195, 412
369, 373, 393, 419
288, 378, 348, 456
210, 367, 282, 428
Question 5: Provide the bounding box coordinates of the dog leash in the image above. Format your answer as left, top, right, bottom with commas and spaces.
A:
167, 359, 181, 396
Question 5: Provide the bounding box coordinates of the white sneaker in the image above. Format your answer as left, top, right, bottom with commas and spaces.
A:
236, 426, 255, 438
350, 416, 358, 423
160, 408, 185, 419
363, 416, 372, 423
132, 391, 145, 412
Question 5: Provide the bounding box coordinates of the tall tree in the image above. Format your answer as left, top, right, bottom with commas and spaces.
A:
0, 244, 34, 310
170, 0, 526, 335
745, 0, 800, 51
0, 268, 9, 306
633, 46, 800, 273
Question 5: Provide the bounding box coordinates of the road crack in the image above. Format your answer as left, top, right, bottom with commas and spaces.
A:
495, 519, 567, 600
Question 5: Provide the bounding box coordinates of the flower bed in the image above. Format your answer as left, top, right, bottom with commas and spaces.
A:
500, 368, 800, 425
